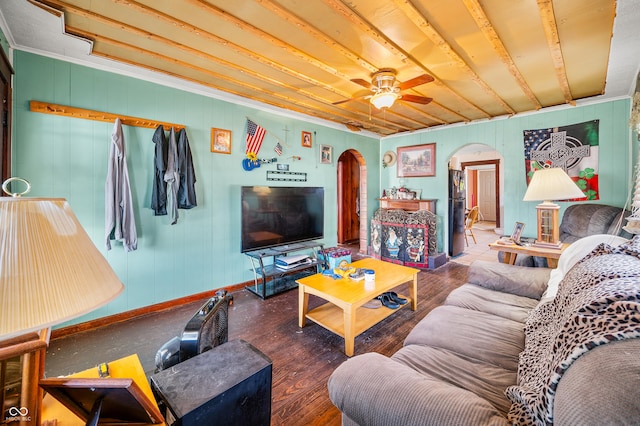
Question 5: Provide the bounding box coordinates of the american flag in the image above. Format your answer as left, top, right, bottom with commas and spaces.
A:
245, 119, 266, 154
274, 142, 282, 156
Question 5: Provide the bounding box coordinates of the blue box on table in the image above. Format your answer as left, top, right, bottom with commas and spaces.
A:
319, 247, 352, 269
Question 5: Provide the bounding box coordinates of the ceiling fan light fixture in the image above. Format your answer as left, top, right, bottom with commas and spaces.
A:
370, 91, 398, 109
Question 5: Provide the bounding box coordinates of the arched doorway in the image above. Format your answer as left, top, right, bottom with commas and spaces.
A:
337, 149, 367, 254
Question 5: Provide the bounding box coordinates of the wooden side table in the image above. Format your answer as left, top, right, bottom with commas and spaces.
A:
489, 241, 568, 268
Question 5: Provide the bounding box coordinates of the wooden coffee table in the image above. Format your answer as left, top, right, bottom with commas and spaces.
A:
297, 258, 419, 357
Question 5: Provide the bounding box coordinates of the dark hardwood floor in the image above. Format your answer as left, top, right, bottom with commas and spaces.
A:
45, 258, 470, 426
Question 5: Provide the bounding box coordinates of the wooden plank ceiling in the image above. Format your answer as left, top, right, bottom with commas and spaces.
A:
33, 0, 616, 136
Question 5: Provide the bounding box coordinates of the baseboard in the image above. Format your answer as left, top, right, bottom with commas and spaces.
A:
50, 281, 248, 340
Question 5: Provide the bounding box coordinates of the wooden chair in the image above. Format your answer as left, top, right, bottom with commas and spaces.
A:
465, 206, 479, 246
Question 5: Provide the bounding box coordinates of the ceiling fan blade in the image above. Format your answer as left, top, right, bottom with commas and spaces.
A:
333, 90, 372, 105
398, 74, 434, 90
400, 94, 433, 105
351, 78, 373, 89
332, 98, 353, 105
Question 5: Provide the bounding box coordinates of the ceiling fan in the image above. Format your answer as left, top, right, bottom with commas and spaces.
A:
334, 69, 434, 109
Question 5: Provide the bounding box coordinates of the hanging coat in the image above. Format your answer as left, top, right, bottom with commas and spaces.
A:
151, 125, 168, 216
164, 127, 180, 225
176, 128, 197, 209
105, 118, 138, 251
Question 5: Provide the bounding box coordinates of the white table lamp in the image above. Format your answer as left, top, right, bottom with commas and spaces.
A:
523, 167, 585, 248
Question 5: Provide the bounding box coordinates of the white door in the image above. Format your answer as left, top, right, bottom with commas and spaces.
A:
478, 169, 496, 221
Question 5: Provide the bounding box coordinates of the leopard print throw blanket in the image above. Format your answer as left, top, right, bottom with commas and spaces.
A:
506, 236, 640, 425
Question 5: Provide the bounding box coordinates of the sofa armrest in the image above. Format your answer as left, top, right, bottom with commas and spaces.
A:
467, 260, 550, 299
328, 352, 508, 426
554, 339, 640, 425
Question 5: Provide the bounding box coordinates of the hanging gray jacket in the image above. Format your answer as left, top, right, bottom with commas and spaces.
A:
105, 118, 138, 251
164, 127, 180, 225
151, 125, 168, 216
176, 128, 197, 209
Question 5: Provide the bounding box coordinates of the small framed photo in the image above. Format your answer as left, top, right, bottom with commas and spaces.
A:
211, 128, 232, 154
320, 144, 332, 164
511, 222, 525, 243
277, 163, 289, 171
397, 143, 436, 177
302, 131, 312, 148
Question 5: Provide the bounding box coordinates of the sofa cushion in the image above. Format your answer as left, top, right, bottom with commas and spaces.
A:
328, 352, 509, 426
467, 260, 550, 299
404, 305, 524, 371
445, 283, 539, 323
392, 345, 515, 416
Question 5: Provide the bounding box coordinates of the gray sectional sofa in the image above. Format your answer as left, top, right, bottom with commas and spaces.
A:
328, 234, 640, 425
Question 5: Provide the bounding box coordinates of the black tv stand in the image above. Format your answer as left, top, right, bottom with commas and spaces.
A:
271, 243, 306, 252
244, 241, 325, 299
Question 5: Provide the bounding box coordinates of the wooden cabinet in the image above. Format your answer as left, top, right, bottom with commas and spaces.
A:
378, 198, 437, 212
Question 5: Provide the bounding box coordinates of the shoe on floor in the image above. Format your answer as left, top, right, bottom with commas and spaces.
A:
386, 291, 408, 305
377, 293, 400, 309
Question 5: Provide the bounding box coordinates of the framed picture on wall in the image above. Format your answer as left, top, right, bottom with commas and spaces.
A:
320, 144, 332, 164
211, 128, 232, 154
302, 131, 312, 148
397, 143, 436, 177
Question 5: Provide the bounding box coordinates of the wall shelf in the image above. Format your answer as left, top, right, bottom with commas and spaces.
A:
29, 100, 184, 130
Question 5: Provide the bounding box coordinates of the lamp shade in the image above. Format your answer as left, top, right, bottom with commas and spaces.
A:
370, 91, 398, 109
523, 167, 584, 201
0, 198, 124, 341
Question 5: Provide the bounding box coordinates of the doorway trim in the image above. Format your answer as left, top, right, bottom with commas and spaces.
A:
461, 159, 501, 228
337, 149, 368, 254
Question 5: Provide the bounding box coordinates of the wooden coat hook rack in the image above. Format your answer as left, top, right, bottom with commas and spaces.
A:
29, 100, 185, 130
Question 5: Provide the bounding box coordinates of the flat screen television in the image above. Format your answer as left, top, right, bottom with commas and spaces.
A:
241, 186, 324, 252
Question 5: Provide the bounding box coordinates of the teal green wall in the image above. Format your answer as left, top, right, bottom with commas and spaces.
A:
11, 50, 635, 328
382, 99, 633, 248
12, 51, 379, 326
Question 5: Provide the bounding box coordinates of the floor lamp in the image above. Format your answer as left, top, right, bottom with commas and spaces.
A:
523, 167, 585, 248
0, 178, 124, 424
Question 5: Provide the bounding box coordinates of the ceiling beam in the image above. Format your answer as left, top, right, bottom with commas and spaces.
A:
68, 27, 406, 134
321, 0, 477, 123
537, 0, 574, 105
41, 0, 455, 132
42, 0, 348, 95
390, 0, 514, 116
44, 0, 418, 133
99, 0, 428, 131
462, 0, 542, 110
249, 0, 379, 75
